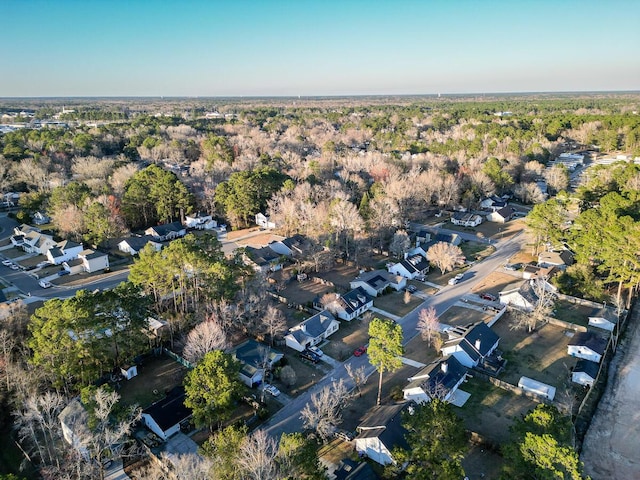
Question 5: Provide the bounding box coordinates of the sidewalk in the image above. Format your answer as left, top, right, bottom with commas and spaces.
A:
369, 306, 401, 321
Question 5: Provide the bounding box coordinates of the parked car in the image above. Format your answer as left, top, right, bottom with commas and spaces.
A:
405, 285, 417, 293
264, 384, 281, 397
9, 263, 19, 270
479, 293, 497, 302
448, 273, 464, 285
2, 260, 13, 267
353, 346, 367, 357
58, 270, 70, 276
299, 350, 320, 363
308, 346, 324, 357
504, 263, 522, 271
39, 280, 52, 289
36, 261, 50, 268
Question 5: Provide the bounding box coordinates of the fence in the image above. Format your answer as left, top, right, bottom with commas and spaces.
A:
546, 317, 588, 332
473, 371, 552, 404
162, 347, 195, 369
266, 291, 313, 314
487, 306, 507, 327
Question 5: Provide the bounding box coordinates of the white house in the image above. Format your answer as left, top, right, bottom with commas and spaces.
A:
145, 221, 186, 241
32, 211, 50, 225
450, 212, 483, 227
388, 254, 429, 280
78, 249, 110, 273
141, 387, 192, 441
480, 195, 508, 211
403, 356, 468, 404
268, 234, 309, 257
46, 240, 84, 265
350, 270, 406, 297
587, 305, 619, 332
537, 250, 574, 269
244, 246, 284, 273
285, 310, 339, 352
231, 340, 284, 388
59, 399, 90, 458
255, 212, 276, 229
184, 212, 216, 230
11, 225, 56, 254
117, 236, 163, 255
440, 322, 500, 368
321, 287, 374, 321
567, 332, 608, 363
487, 206, 516, 223
354, 403, 410, 466
499, 281, 544, 312
572, 359, 599, 387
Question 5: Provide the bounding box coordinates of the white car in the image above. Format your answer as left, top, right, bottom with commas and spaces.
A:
448, 273, 464, 285
264, 384, 281, 397
2, 260, 13, 267
308, 346, 324, 357
9, 264, 19, 270
39, 280, 52, 289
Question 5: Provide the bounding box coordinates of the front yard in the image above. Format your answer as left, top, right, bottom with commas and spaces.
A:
438, 305, 494, 328
373, 290, 423, 317
322, 318, 373, 361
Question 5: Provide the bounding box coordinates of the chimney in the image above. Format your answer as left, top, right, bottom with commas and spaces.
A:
441, 362, 448, 373
475, 339, 481, 351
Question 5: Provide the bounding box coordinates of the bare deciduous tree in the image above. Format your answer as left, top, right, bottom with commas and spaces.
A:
261, 305, 287, 346
427, 241, 465, 275
390, 229, 411, 259
237, 429, 278, 480
300, 379, 351, 441
417, 307, 440, 348
183, 317, 229, 364
511, 278, 555, 332
344, 363, 367, 397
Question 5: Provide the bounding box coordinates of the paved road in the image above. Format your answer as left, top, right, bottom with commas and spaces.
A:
262, 229, 525, 439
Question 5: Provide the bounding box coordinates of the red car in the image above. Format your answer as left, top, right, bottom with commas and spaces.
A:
354, 346, 367, 357
479, 293, 497, 302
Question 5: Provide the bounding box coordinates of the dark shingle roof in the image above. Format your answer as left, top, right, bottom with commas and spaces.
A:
142, 386, 191, 431
356, 403, 409, 452
574, 359, 599, 379
121, 235, 159, 251
246, 246, 281, 266
335, 459, 380, 480
233, 339, 282, 368
407, 356, 468, 394
148, 221, 184, 237
339, 287, 373, 315
495, 206, 515, 219
301, 310, 336, 338
568, 332, 608, 355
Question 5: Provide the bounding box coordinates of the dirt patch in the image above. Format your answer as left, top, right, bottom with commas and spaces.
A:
439, 305, 493, 328
462, 443, 504, 480
403, 334, 439, 366
471, 271, 522, 296
271, 352, 331, 397
236, 232, 283, 248
225, 227, 261, 240
322, 318, 370, 361
373, 291, 423, 317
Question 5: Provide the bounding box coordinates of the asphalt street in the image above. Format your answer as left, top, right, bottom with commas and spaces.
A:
262, 227, 525, 439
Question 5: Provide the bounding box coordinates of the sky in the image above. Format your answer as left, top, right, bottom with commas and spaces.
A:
1, 0, 639, 97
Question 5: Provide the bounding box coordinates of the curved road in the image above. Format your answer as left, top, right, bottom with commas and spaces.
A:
262, 228, 524, 439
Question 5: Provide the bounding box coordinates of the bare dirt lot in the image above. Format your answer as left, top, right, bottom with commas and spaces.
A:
470, 271, 523, 296
439, 305, 494, 328
581, 306, 640, 479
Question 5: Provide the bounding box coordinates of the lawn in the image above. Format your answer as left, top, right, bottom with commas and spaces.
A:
373, 290, 423, 317
439, 305, 493, 329
322, 318, 373, 361
460, 241, 496, 262
456, 376, 538, 445
425, 265, 469, 287
552, 299, 591, 327
403, 334, 440, 366
118, 354, 188, 408
470, 271, 522, 296
492, 313, 577, 388
271, 352, 331, 397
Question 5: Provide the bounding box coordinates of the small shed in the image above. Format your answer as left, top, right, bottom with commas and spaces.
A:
120, 365, 138, 380
572, 359, 599, 387
518, 376, 556, 401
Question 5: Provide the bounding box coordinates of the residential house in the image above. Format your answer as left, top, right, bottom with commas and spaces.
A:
59, 399, 90, 458
480, 195, 508, 211
231, 340, 284, 387
117, 236, 163, 256
349, 270, 406, 297
62, 258, 85, 275
32, 211, 50, 225
354, 403, 410, 466
285, 310, 339, 352
142, 386, 192, 441
183, 212, 217, 230
145, 221, 186, 241
319, 287, 374, 321
572, 359, 599, 387
46, 240, 84, 265
268, 234, 309, 257
11, 225, 56, 254
450, 212, 483, 227
587, 305, 619, 332
487, 206, 516, 223
388, 254, 429, 280
537, 250, 574, 269
403, 356, 468, 404
78, 249, 110, 273
255, 212, 276, 229
499, 281, 540, 311
334, 459, 380, 480
244, 246, 284, 273
440, 322, 500, 368
567, 332, 608, 363
522, 264, 558, 280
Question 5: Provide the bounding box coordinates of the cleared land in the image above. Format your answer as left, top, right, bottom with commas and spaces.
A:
438, 305, 494, 328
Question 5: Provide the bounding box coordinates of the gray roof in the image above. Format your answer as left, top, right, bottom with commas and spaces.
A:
120, 235, 160, 251
246, 246, 281, 266
406, 356, 468, 395
281, 234, 308, 253
79, 249, 107, 260
300, 310, 337, 338
353, 270, 399, 290
588, 306, 619, 323
399, 254, 429, 274
338, 287, 373, 315
444, 322, 500, 360
518, 281, 540, 306
148, 221, 185, 237
233, 339, 282, 368
568, 332, 608, 355
574, 359, 599, 379
495, 206, 515, 219
335, 459, 380, 480
356, 403, 410, 452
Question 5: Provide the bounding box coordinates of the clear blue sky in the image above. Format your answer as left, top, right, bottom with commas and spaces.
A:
1, 0, 638, 97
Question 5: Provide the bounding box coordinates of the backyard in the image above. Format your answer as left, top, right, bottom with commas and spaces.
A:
552, 299, 591, 327
492, 313, 577, 388
270, 352, 331, 397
